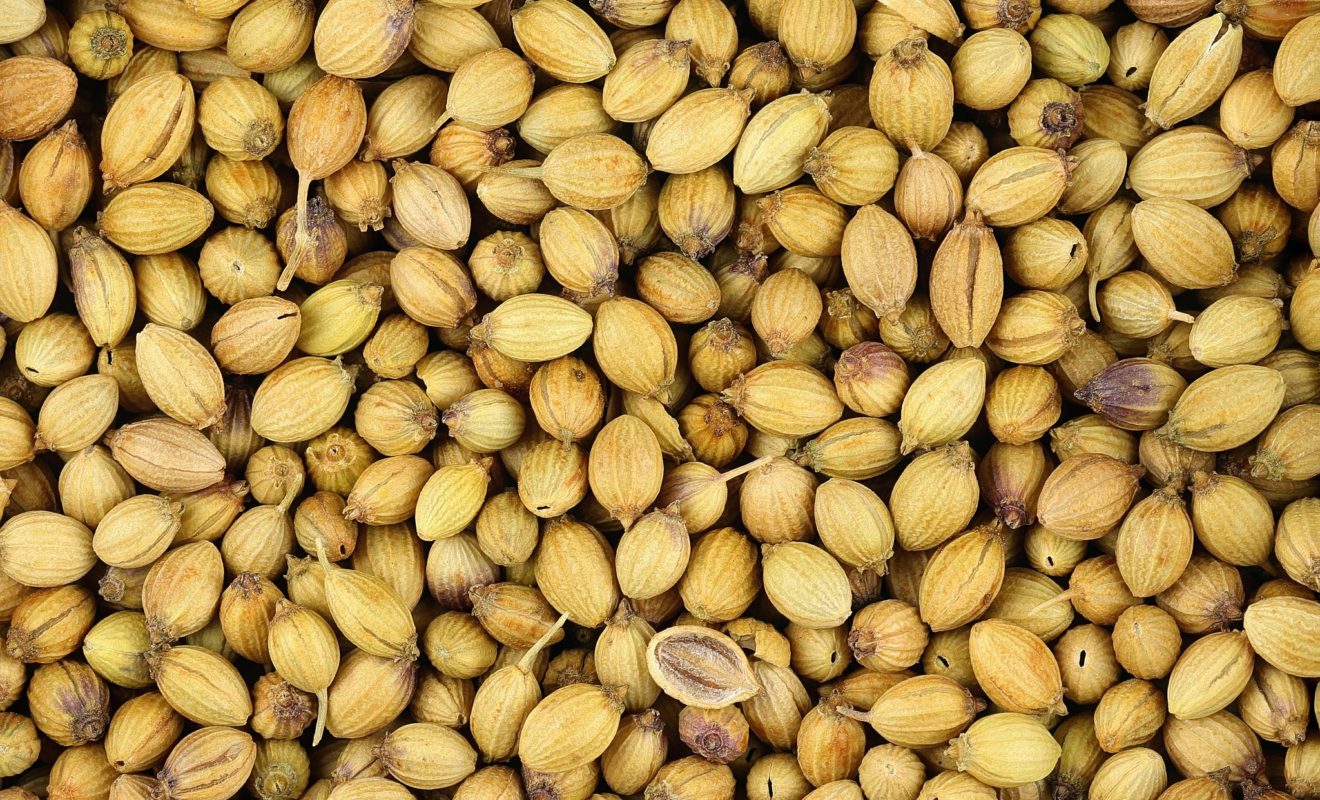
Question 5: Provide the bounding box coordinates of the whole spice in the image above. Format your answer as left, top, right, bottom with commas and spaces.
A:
2, 1, 1319, 798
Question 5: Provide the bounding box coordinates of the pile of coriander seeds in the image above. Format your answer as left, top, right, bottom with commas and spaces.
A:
0, 0, 1318, 798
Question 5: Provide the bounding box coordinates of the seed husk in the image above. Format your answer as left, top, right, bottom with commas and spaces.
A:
0, 205, 58, 325
945, 712, 1062, 788
101, 182, 213, 260
603, 39, 692, 124
1243, 596, 1320, 678
280, 75, 366, 290
664, 0, 738, 86
969, 620, 1065, 715
100, 71, 194, 191
918, 524, 1006, 631
1036, 454, 1144, 540
5, 0, 1320, 791
869, 38, 953, 154
646, 625, 760, 708
157, 726, 256, 800
1155, 365, 1286, 452
1145, 12, 1242, 130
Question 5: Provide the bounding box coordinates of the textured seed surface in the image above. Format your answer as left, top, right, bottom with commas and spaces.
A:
4, 1, 1319, 797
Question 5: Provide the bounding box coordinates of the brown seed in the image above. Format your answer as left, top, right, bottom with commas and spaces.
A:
603, 39, 692, 124
868, 38, 953, 153
517, 682, 625, 772
376, 723, 476, 791
100, 72, 195, 189
917, 524, 1006, 632
965, 146, 1074, 227
18, 122, 94, 235
26, 660, 109, 746
100, 182, 215, 256
1237, 660, 1309, 746
513, 0, 615, 83
106, 419, 225, 494
251, 357, 357, 445
841, 204, 918, 322
891, 442, 978, 550
670, 526, 756, 620
969, 619, 1065, 715
987, 289, 1087, 366
1243, 596, 1320, 678
0, 206, 57, 326
313, 0, 416, 80
646, 625, 760, 708
150, 644, 252, 727
723, 361, 844, 439
1008, 78, 1084, 149
5, 586, 94, 666
894, 149, 963, 242
157, 726, 257, 800
1129, 126, 1252, 209
1114, 486, 1193, 597
1058, 139, 1127, 215
850, 674, 982, 748
196, 77, 284, 163
1037, 454, 1143, 541
733, 91, 832, 196
0, 56, 77, 143
1075, 358, 1187, 431
898, 358, 986, 454
226, 0, 313, 72
1144, 12, 1241, 130
532, 133, 651, 210
280, 75, 367, 290
664, 0, 738, 86
210, 297, 301, 376
930, 218, 1004, 350
135, 325, 226, 430
1155, 365, 1286, 452
1162, 710, 1263, 783
951, 29, 1032, 110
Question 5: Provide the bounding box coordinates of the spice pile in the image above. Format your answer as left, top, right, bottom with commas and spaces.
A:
0, 0, 1318, 798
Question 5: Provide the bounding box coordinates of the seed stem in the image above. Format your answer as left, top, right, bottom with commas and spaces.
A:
712, 454, 775, 484
1088, 272, 1101, 323
835, 705, 872, 722
277, 171, 312, 291
1026, 588, 1075, 617
313, 688, 328, 746
518, 611, 570, 672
